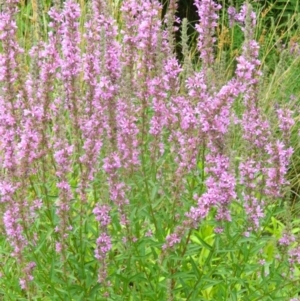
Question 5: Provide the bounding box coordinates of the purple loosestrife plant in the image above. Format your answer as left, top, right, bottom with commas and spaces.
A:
80, 2, 120, 285
0, 0, 299, 299
48, 5, 77, 256
0, 1, 23, 172
93, 203, 112, 285
57, 1, 82, 158
0, 1, 40, 291
231, 3, 271, 231
161, 4, 297, 299
165, 1, 241, 246
233, 3, 294, 233
194, 0, 221, 71
121, 0, 163, 138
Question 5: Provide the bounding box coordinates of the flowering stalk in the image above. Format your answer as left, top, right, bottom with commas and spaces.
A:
56, 0, 82, 160
121, 0, 162, 142
231, 3, 270, 231
44, 4, 78, 260
0, 1, 38, 291
0, 0, 23, 173
194, 0, 221, 71
52, 120, 74, 256
93, 203, 112, 289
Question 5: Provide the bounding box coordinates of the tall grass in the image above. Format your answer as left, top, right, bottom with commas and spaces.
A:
0, 0, 300, 300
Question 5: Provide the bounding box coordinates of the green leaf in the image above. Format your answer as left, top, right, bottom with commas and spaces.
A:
189, 256, 201, 278
191, 233, 213, 251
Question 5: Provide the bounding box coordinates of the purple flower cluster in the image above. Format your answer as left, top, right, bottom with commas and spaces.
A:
194, 0, 221, 69
187, 154, 236, 225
